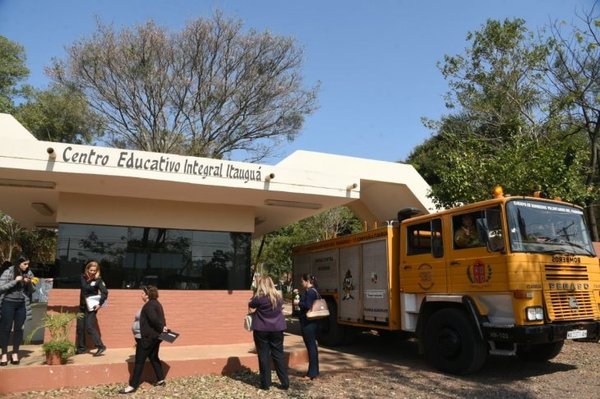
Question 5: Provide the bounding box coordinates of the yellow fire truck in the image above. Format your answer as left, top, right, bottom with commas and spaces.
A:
292, 191, 600, 374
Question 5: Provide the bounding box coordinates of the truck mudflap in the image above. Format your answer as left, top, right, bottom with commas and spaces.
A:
484, 321, 600, 344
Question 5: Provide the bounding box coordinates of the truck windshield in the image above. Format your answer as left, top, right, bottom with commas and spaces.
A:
506, 199, 595, 256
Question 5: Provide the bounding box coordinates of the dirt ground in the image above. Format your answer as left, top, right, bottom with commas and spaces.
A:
306, 334, 600, 399
5, 332, 599, 399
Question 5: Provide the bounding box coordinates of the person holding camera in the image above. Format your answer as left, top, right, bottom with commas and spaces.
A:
0, 254, 37, 366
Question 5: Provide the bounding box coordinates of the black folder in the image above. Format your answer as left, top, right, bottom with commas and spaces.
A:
158, 330, 180, 343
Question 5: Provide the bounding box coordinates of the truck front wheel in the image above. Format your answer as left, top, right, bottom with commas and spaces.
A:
516, 341, 564, 362
423, 308, 488, 375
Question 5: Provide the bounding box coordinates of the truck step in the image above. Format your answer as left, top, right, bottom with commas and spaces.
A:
488, 341, 516, 356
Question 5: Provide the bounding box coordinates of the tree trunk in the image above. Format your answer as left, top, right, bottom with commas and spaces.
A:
586, 205, 599, 242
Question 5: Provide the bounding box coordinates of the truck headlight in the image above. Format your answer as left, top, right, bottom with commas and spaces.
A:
526, 306, 544, 321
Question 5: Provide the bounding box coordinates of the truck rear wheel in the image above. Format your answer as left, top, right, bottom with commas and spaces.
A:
423, 308, 488, 375
516, 341, 564, 362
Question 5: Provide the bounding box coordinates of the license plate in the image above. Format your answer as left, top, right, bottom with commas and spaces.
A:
566, 329, 587, 339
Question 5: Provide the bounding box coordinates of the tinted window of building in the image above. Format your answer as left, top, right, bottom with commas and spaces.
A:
54, 223, 252, 290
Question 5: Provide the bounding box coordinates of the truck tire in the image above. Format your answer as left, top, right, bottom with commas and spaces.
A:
423, 308, 488, 375
317, 299, 345, 346
378, 330, 411, 342
516, 341, 564, 362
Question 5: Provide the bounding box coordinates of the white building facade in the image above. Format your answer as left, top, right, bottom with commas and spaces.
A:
0, 113, 435, 346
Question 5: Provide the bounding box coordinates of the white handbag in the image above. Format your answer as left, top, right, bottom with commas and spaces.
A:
306, 289, 330, 319
244, 314, 253, 331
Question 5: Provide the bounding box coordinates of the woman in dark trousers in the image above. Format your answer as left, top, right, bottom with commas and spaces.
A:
0, 254, 36, 366
295, 273, 320, 380
119, 285, 168, 394
248, 275, 289, 390
48, 260, 108, 356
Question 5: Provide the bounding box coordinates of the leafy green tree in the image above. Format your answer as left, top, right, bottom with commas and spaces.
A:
0, 36, 29, 113
49, 11, 319, 161
439, 19, 550, 138
18, 227, 57, 265
0, 213, 23, 262
410, 18, 553, 206
410, 119, 591, 209
409, 17, 593, 222
252, 207, 362, 284
14, 84, 104, 144
0, 212, 56, 265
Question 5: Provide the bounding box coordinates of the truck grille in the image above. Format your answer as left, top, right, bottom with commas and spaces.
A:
544, 264, 588, 280
544, 264, 598, 321
546, 291, 595, 321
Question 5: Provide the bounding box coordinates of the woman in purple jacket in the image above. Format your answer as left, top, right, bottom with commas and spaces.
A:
248, 276, 289, 391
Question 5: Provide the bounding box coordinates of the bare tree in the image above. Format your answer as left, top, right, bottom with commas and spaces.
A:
49, 12, 319, 161
546, 2, 600, 239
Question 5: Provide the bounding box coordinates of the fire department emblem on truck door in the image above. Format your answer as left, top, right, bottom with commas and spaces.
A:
342, 269, 355, 300
418, 263, 433, 290
467, 260, 492, 284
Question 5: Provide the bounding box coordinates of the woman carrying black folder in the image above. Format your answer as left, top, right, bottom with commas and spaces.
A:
119, 285, 168, 394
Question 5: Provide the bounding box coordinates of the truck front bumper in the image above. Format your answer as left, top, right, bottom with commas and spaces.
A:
484, 320, 600, 344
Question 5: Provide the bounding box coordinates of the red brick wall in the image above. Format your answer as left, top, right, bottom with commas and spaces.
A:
46, 289, 254, 348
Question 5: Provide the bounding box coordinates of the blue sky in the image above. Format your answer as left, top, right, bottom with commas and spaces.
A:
0, 0, 593, 163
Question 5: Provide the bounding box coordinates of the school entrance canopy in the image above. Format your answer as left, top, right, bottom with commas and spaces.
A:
0, 113, 435, 236
1, 112, 436, 350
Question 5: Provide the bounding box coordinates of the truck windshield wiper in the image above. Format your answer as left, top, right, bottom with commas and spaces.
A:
563, 242, 595, 256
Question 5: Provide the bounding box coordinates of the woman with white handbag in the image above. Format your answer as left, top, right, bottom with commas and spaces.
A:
295, 274, 322, 380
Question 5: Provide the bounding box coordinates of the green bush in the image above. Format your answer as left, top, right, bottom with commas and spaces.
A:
26, 309, 82, 362
42, 339, 76, 360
